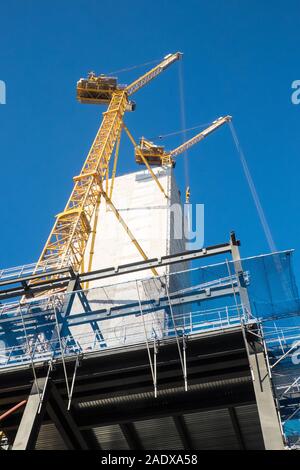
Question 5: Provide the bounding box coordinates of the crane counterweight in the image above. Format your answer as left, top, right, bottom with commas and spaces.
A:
77, 75, 119, 105
135, 138, 172, 167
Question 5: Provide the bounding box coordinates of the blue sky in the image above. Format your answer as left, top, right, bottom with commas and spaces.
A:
0, 0, 299, 283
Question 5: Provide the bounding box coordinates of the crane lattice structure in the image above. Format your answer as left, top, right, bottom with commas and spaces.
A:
35, 52, 231, 279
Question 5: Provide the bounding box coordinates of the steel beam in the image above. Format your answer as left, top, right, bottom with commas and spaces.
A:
81, 429, 102, 450
173, 415, 192, 450
67, 285, 236, 327
80, 242, 232, 283
47, 383, 88, 450
0, 285, 236, 331
228, 406, 246, 449
0, 241, 233, 301
120, 423, 143, 450
0, 277, 73, 301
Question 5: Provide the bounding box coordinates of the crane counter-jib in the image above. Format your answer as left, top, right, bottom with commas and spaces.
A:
134, 115, 232, 167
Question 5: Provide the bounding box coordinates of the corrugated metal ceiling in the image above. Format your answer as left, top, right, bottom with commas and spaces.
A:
235, 404, 264, 450
34, 404, 264, 450
184, 409, 239, 450
35, 423, 67, 451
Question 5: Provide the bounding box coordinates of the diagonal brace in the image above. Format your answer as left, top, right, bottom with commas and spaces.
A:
122, 123, 169, 199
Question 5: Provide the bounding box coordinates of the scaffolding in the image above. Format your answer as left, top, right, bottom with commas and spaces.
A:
0, 234, 299, 449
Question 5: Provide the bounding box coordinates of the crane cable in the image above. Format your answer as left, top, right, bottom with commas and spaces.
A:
148, 121, 213, 141
106, 58, 161, 76
229, 122, 296, 301
228, 121, 277, 253
178, 60, 190, 191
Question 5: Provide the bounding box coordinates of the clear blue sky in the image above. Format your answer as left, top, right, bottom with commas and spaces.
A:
0, 0, 299, 282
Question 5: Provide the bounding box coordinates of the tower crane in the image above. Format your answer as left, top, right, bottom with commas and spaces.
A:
34, 53, 182, 275
33, 52, 231, 285
135, 115, 232, 167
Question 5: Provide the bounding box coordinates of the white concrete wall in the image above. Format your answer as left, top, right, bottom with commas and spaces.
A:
85, 167, 171, 283
69, 166, 189, 351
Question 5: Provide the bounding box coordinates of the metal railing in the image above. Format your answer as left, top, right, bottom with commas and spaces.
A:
0, 257, 70, 282
0, 292, 246, 369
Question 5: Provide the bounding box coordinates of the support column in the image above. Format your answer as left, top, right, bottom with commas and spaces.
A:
230, 232, 285, 449
12, 377, 49, 450
12, 378, 88, 450
230, 231, 251, 318
249, 350, 285, 449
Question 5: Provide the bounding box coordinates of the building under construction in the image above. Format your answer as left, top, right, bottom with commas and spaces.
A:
0, 53, 300, 451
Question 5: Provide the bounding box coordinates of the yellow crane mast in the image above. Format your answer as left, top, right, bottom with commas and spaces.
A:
35, 53, 182, 274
